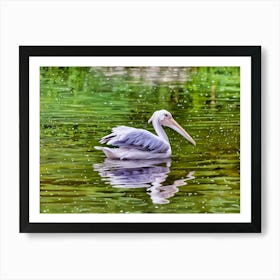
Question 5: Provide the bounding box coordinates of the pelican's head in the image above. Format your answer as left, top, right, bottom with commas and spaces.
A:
148, 109, 196, 146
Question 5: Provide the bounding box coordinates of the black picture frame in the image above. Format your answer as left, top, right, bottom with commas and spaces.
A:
20, 46, 261, 233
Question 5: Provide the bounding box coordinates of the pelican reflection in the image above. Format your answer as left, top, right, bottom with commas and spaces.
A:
93, 158, 195, 204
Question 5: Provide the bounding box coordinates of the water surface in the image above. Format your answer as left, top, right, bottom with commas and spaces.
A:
40, 67, 240, 214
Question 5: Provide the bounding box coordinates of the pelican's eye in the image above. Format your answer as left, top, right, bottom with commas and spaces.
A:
164, 113, 168, 117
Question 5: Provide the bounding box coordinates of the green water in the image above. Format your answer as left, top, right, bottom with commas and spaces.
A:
40, 66, 240, 214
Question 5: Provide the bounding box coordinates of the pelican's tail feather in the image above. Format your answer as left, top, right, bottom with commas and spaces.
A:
94, 146, 118, 159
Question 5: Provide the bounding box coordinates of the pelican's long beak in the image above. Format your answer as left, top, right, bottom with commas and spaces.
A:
167, 118, 196, 146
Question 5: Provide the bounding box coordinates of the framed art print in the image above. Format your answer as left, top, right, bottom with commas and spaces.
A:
20, 46, 261, 233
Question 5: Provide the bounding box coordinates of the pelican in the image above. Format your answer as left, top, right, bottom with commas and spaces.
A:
94, 109, 196, 160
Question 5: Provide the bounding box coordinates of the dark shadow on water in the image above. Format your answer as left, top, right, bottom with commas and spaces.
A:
93, 158, 195, 205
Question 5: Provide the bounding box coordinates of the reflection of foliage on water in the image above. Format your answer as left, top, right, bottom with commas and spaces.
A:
40, 66, 240, 214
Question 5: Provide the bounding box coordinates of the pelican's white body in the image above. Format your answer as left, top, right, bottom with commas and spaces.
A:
95, 110, 195, 160
95, 146, 171, 160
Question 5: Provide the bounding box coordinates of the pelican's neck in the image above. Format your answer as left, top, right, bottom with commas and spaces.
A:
152, 120, 169, 143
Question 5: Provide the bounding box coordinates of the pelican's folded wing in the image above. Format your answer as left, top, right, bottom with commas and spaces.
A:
100, 126, 169, 153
